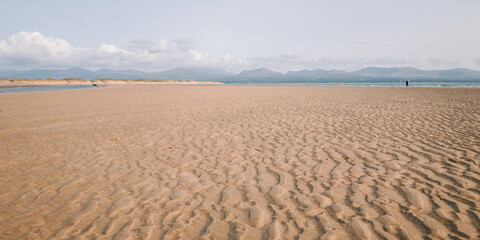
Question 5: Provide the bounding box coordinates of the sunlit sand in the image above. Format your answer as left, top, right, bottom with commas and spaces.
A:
1, 85, 479, 239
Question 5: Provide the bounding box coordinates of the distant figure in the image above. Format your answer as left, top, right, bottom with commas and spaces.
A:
92, 83, 98, 87
406, 80, 409, 87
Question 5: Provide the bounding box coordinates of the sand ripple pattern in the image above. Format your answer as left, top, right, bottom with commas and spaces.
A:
1, 86, 479, 239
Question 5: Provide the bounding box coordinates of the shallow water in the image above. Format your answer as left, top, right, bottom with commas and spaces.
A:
1, 82, 479, 94
0, 85, 96, 94
226, 82, 480, 87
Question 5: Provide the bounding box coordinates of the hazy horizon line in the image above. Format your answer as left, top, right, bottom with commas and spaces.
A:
2, 65, 480, 75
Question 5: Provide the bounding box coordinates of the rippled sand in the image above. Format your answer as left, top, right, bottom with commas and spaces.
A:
1, 85, 479, 239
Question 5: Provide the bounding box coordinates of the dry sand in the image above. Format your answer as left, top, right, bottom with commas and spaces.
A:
0, 85, 479, 239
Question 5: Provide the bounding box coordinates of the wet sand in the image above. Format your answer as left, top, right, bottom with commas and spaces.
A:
0, 85, 479, 239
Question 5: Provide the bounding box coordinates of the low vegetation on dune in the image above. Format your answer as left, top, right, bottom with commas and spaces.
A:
0, 78, 224, 85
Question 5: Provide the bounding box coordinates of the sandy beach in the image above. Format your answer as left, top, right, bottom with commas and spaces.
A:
0, 85, 479, 239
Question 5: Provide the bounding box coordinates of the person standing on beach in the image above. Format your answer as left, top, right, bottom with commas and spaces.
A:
406, 80, 409, 87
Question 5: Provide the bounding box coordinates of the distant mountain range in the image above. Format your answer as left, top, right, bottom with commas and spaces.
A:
1, 66, 480, 83
0, 67, 235, 81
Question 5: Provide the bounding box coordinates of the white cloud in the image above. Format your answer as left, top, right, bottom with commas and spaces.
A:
0, 31, 80, 66
428, 58, 460, 67
0, 31, 477, 72
0, 31, 73, 57
0, 31, 245, 71
98, 44, 127, 54
129, 39, 170, 53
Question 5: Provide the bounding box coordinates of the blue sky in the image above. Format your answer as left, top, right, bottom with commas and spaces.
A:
1, 0, 479, 72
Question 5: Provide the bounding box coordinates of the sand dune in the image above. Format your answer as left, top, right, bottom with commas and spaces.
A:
0, 79, 223, 86
0, 85, 479, 239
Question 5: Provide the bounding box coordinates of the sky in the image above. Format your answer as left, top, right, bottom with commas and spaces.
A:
0, 0, 479, 73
